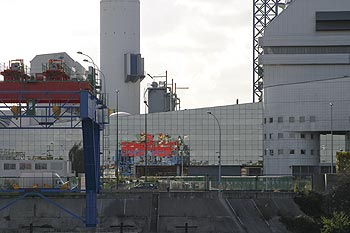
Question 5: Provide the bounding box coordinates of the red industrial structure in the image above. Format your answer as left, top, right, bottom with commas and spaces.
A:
0, 58, 105, 227
0, 59, 93, 104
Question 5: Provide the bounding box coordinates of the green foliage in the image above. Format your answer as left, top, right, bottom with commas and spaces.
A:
280, 215, 320, 233
68, 142, 84, 175
336, 152, 350, 174
329, 176, 350, 215
290, 176, 350, 232
294, 191, 325, 218
321, 212, 350, 233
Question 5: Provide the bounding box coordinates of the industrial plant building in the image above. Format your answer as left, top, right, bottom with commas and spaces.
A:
261, 0, 350, 175
109, 103, 263, 176
0, 0, 350, 178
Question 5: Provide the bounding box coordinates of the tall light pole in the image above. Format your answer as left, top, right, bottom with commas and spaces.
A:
207, 111, 222, 194
77, 51, 96, 67
82, 59, 106, 100
77, 51, 107, 102
330, 102, 334, 173
78, 51, 109, 180
116, 90, 120, 189
144, 101, 149, 181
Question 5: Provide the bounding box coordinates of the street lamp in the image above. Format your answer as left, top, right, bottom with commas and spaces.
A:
207, 111, 222, 194
78, 51, 108, 180
77, 51, 106, 101
77, 51, 96, 67
144, 101, 149, 181
116, 89, 120, 189
82, 59, 106, 98
330, 102, 334, 173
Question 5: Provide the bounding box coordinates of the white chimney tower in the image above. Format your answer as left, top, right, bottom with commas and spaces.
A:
100, 0, 144, 115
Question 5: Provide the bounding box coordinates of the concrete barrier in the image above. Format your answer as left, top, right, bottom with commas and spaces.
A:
0, 191, 300, 232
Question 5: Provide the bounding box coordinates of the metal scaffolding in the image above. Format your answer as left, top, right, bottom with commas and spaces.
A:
253, 0, 283, 102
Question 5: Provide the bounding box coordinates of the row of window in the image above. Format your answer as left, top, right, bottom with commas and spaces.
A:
265, 149, 320, 156
265, 133, 315, 140
264, 116, 316, 124
264, 46, 350, 55
3, 163, 63, 170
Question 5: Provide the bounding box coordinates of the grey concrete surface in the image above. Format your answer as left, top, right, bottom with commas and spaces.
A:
0, 191, 300, 233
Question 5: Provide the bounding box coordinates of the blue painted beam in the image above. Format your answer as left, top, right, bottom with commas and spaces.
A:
85, 191, 97, 227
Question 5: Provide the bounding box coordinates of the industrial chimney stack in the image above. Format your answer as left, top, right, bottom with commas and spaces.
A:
100, 0, 144, 115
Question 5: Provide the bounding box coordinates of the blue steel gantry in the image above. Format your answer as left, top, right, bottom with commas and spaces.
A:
0, 59, 107, 227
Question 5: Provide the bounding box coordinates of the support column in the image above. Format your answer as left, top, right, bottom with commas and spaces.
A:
82, 119, 100, 227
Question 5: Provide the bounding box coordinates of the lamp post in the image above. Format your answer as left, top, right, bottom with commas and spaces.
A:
144, 101, 149, 181
330, 102, 334, 173
207, 111, 222, 194
116, 89, 120, 189
77, 51, 96, 67
77, 51, 106, 101
82, 59, 106, 98
78, 51, 108, 179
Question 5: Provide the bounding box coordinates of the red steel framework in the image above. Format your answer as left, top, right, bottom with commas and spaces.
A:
0, 59, 93, 104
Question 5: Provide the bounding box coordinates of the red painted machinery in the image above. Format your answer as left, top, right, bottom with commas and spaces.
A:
0, 59, 93, 103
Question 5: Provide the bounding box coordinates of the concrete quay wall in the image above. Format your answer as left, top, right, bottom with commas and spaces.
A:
0, 191, 298, 233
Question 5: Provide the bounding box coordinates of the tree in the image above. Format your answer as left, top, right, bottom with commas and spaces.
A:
68, 142, 84, 175
321, 212, 350, 233
336, 152, 350, 174
294, 191, 325, 218
328, 176, 350, 215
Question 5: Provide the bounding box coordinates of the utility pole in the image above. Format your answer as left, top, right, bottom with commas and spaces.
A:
144, 101, 149, 181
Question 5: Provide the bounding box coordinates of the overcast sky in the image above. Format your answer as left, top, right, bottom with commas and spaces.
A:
0, 0, 252, 111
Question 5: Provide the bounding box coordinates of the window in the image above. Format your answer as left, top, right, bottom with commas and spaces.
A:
310, 116, 316, 122
299, 116, 305, 123
20, 163, 31, 170
311, 149, 314, 155
278, 133, 284, 139
316, 11, 350, 31
278, 117, 283, 123
289, 117, 295, 123
4, 163, 16, 170
265, 46, 350, 54
51, 163, 63, 170
289, 133, 296, 138
269, 133, 273, 139
311, 134, 314, 140
269, 118, 273, 123
278, 149, 284, 155
264, 134, 267, 140
264, 118, 266, 124
301, 149, 306, 155
35, 163, 47, 170
290, 149, 295, 155
301, 134, 305, 139
269, 149, 274, 156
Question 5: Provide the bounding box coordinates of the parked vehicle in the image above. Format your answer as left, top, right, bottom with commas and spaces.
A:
131, 182, 158, 190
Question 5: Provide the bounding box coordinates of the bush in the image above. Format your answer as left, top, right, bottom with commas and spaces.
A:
328, 177, 350, 215
321, 211, 350, 233
280, 215, 320, 233
336, 152, 350, 174
294, 191, 325, 218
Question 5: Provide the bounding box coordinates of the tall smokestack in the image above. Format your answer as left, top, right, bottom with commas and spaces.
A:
100, 0, 143, 114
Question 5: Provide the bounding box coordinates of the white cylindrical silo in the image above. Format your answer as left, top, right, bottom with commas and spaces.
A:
100, 0, 141, 115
